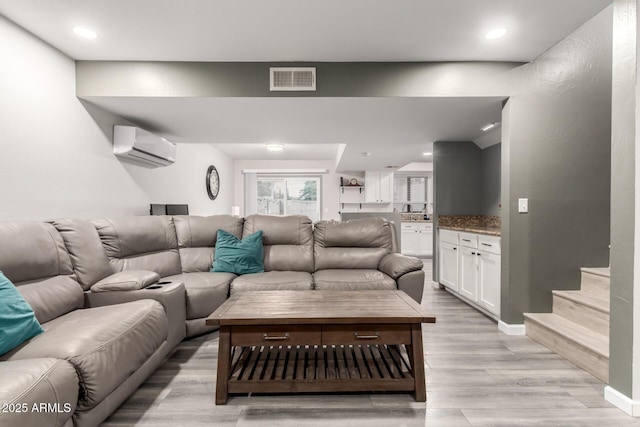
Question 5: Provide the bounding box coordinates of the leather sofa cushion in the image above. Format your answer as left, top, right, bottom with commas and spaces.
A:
17, 277, 85, 324
313, 218, 393, 271
164, 272, 234, 320
49, 218, 114, 290
313, 269, 396, 291
2, 300, 167, 412
92, 217, 182, 277
173, 215, 243, 273
243, 215, 314, 273
0, 358, 78, 427
314, 217, 393, 249
314, 247, 389, 271
230, 271, 314, 294
0, 221, 74, 283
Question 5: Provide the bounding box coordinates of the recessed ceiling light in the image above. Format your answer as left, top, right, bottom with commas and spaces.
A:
73, 27, 97, 39
481, 122, 499, 132
422, 152, 433, 156
485, 28, 507, 40
266, 144, 284, 151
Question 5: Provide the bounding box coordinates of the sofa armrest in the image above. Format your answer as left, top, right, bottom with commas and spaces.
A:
86, 282, 187, 348
378, 253, 423, 280
0, 358, 78, 427
90, 270, 160, 292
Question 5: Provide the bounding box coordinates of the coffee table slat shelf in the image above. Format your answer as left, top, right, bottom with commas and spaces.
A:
207, 290, 435, 404
227, 344, 415, 394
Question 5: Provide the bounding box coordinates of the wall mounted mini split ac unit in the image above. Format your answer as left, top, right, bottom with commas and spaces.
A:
113, 125, 176, 167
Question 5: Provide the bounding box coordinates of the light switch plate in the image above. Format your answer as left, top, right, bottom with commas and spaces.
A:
518, 198, 528, 213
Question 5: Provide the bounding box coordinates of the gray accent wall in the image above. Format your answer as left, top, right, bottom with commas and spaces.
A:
609, 0, 636, 400
433, 141, 499, 280
433, 141, 482, 216
480, 143, 502, 216
501, 7, 612, 324
76, 61, 521, 98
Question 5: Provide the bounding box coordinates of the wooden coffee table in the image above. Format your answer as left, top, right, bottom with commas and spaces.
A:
206, 290, 435, 404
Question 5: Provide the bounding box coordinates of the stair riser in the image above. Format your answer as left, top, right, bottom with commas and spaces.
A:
580, 272, 610, 299
525, 319, 608, 383
553, 295, 610, 336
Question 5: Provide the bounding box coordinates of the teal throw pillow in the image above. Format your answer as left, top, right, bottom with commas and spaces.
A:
211, 229, 264, 275
0, 271, 44, 356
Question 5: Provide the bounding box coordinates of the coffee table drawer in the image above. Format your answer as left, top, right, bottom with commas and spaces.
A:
231, 325, 322, 346
322, 324, 411, 345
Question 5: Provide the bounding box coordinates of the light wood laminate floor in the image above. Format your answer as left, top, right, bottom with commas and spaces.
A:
102, 262, 639, 426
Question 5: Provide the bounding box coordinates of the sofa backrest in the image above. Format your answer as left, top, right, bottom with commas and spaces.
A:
242, 214, 314, 273
91, 216, 182, 277
0, 221, 84, 323
50, 218, 114, 290
173, 215, 244, 273
313, 217, 393, 271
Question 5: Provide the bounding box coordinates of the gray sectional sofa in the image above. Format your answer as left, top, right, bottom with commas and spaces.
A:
0, 214, 424, 427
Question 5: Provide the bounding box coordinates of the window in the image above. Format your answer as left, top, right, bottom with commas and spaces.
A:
255, 175, 321, 221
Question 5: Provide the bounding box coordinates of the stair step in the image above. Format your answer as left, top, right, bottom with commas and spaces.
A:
553, 291, 609, 336
580, 267, 610, 298
524, 313, 609, 383
581, 267, 610, 278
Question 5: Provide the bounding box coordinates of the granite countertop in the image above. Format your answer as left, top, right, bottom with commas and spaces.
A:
438, 225, 501, 236
437, 215, 501, 236
400, 213, 432, 222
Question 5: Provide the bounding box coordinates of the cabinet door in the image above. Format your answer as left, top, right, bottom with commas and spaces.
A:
378, 171, 394, 203
459, 247, 478, 301
401, 227, 419, 255
418, 226, 433, 257
478, 251, 501, 315
364, 171, 379, 202
439, 241, 459, 291
364, 171, 393, 203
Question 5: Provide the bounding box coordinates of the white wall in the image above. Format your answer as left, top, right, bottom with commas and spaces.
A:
233, 159, 340, 220
0, 16, 232, 220
126, 143, 233, 216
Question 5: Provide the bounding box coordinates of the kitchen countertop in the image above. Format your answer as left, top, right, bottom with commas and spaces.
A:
437, 215, 501, 237
402, 220, 433, 223
438, 225, 501, 236
400, 213, 432, 222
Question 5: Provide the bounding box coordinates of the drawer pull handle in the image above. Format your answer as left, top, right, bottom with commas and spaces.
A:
263, 333, 290, 341
462, 239, 471, 242
482, 243, 492, 247
354, 332, 379, 340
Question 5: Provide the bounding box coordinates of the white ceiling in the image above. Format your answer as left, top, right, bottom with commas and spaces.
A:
0, 0, 611, 170
0, 0, 611, 62
84, 96, 504, 170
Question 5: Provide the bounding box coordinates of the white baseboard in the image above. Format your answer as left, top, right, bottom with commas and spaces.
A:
605, 386, 640, 416
498, 321, 526, 335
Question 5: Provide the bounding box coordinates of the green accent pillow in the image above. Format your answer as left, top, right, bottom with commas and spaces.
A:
211, 230, 265, 275
0, 271, 44, 356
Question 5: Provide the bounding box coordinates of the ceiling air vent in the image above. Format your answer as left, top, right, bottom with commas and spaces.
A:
270, 67, 316, 91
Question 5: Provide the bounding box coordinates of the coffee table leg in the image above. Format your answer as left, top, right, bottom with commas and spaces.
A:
216, 326, 231, 405
410, 323, 426, 402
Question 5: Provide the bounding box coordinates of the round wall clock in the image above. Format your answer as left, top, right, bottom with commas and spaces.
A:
206, 165, 220, 200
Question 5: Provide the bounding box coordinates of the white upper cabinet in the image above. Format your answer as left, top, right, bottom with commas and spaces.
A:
365, 171, 393, 203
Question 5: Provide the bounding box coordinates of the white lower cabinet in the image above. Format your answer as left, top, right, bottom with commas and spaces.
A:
478, 251, 501, 315
459, 247, 478, 301
401, 222, 433, 256
438, 230, 501, 318
438, 230, 459, 292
